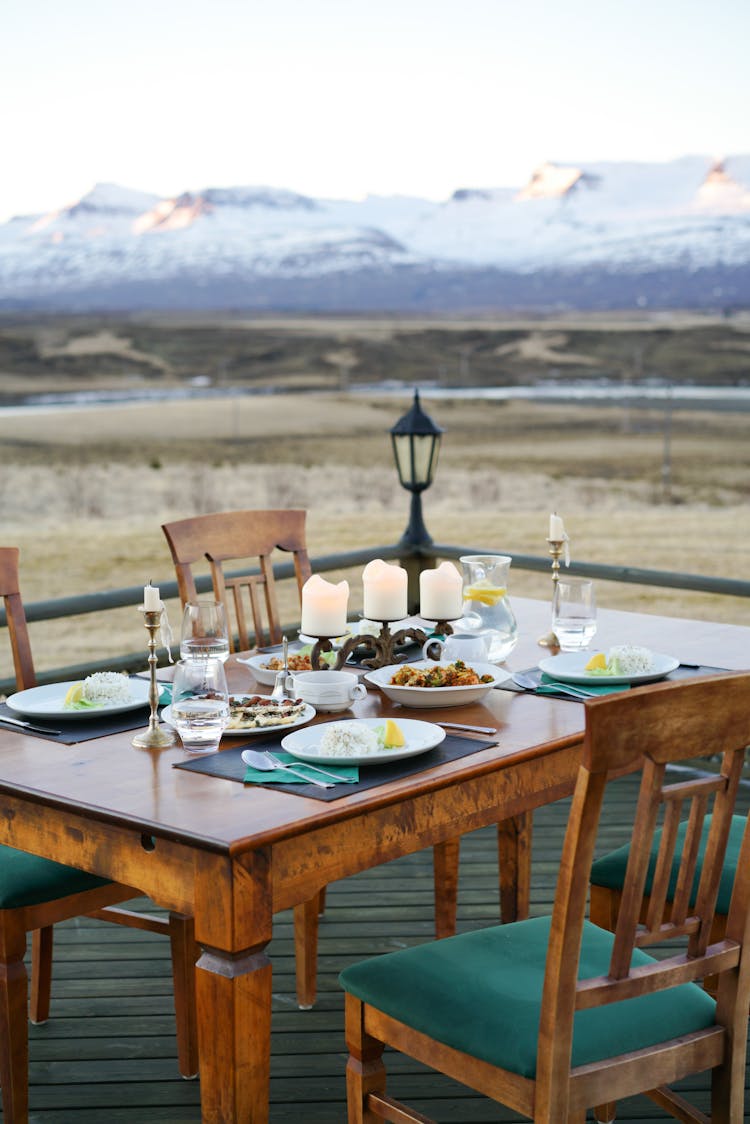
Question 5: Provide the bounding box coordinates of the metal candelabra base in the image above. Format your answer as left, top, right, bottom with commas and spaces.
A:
310, 618, 455, 671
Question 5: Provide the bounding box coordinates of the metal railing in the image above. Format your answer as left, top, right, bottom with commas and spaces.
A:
1, 542, 748, 693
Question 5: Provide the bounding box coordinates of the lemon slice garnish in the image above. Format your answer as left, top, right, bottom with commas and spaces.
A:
585, 653, 607, 672
383, 719, 406, 748
463, 583, 506, 607
63, 682, 84, 707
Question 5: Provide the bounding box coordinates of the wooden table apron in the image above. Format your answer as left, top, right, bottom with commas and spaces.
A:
0, 598, 747, 1123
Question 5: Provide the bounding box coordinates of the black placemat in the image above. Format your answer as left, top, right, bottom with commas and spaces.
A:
173, 733, 497, 801
498, 663, 731, 701
0, 701, 153, 744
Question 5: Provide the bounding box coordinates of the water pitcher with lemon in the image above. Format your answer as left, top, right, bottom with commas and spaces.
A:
459, 555, 518, 662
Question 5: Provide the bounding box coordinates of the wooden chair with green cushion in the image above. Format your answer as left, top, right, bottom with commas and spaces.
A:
0, 546, 199, 1122
340, 673, 750, 1124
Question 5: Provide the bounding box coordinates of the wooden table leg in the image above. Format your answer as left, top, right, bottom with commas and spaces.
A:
194, 850, 273, 1123
497, 812, 533, 923
433, 837, 461, 939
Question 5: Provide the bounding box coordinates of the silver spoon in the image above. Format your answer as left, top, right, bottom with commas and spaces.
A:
241, 749, 334, 788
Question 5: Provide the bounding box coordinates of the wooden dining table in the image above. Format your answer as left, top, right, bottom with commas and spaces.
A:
0, 596, 747, 1122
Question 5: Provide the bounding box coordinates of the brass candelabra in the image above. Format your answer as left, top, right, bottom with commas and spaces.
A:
132, 608, 177, 749
537, 538, 565, 649
310, 618, 455, 671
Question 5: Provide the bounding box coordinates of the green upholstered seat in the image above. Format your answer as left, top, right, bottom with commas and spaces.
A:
0, 845, 111, 909
339, 914, 716, 1078
590, 813, 745, 915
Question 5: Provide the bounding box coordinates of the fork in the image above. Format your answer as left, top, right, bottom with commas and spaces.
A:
241, 749, 334, 788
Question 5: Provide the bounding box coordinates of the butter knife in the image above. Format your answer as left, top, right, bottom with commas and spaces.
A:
0, 715, 62, 735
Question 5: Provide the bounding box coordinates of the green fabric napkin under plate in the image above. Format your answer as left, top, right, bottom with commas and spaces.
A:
538, 673, 627, 698
243, 750, 359, 785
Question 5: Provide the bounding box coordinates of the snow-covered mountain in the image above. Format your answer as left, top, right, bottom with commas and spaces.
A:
2, 156, 749, 311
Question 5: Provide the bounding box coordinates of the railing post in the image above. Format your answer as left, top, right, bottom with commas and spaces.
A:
397, 492, 436, 614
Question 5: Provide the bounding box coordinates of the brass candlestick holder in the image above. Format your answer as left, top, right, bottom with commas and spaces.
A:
538, 538, 565, 648
310, 618, 456, 671
132, 608, 177, 749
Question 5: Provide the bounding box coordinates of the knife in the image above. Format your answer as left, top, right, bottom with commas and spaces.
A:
436, 721, 498, 735
0, 715, 62, 735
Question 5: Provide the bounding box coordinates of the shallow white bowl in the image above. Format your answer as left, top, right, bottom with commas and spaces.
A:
364, 660, 510, 709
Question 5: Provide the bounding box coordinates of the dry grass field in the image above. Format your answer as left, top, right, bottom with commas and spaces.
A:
1, 382, 748, 681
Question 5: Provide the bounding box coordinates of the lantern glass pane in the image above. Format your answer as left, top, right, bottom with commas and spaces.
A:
412, 434, 437, 486
392, 434, 412, 488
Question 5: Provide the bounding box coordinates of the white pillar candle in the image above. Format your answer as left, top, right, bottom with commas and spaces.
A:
419, 562, 463, 621
301, 575, 349, 637
549, 512, 566, 540
144, 582, 161, 611
362, 559, 408, 621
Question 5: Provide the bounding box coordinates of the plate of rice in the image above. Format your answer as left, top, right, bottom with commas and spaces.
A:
538, 646, 679, 686
6, 673, 150, 719
281, 717, 446, 766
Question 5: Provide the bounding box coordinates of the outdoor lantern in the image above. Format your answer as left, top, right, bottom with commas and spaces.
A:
390, 390, 444, 548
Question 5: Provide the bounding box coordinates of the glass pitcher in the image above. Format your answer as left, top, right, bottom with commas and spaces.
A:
459, 555, 518, 662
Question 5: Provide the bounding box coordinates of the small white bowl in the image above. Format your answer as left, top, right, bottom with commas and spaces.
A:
364, 660, 509, 709
291, 670, 367, 713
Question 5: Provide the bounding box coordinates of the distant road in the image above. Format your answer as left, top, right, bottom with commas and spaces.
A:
2, 381, 750, 415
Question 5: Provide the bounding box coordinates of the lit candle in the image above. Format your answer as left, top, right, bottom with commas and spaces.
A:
420, 562, 463, 621
143, 582, 161, 611
549, 513, 566, 540
301, 575, 349, 637
362, 559, 408, 621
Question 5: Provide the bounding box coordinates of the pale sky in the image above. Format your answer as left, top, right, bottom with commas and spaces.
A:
2, 0, 748, 222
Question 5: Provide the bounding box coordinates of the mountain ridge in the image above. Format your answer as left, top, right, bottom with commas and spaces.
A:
2, 155, 749, 312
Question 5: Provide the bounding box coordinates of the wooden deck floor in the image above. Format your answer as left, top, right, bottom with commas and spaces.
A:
12, 770, 750, 1123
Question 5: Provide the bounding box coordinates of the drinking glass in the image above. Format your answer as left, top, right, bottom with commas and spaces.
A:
552, 578, 597, 651
180, 600, 229, 662
170, 658, 230, 754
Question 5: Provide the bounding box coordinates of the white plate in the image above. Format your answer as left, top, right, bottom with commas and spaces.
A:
162, 702, 316, 737
282, 717, 445, 766
538, 651, 680, 686
6, 679, 151, 720
364, 660, 510, 709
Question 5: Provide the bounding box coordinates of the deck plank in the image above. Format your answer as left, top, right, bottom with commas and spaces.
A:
5, 770, 750, 1122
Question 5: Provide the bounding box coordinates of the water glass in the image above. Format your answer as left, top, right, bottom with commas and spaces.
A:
180, 600, 230, 662
552, 578, 597, 651
171, 658, 230, 754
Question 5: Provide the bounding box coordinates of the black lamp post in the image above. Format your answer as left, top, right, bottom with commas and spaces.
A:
390, 390, 444, 550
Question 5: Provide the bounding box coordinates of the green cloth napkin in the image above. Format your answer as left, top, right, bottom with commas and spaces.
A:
538, 673, 628, 697
158, 684, 172, 705
243, 750, 359, 785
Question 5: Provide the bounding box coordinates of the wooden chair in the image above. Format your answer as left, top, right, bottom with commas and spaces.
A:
162, 508, 313, 651
340, 673, 750, 1124
0, 547, 199, 1122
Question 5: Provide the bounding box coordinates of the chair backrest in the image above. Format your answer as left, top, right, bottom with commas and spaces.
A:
536, 673, 750, 1108
0, 547, 37, 691
161, 510, 312, 650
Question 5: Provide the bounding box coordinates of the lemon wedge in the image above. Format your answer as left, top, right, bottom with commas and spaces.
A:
463, 582, 506, 607
383, 719, 406, 748
585, 653, 607, 672
64, 682, 84, 707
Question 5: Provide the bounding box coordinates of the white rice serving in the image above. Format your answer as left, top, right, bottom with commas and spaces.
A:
82, 672, 133, 704
319, 723, 379, 757
606, 645, 656, 675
